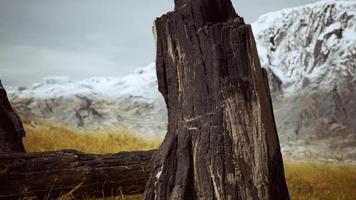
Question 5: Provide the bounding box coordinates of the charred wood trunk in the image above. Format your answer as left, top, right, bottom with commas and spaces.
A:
0, 81, 25, 153
143, 0, 290, 199
0, 150, 154, 199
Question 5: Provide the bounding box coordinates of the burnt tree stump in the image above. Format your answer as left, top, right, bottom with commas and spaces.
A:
143, 0, 290, 199
0, 81, 25, 153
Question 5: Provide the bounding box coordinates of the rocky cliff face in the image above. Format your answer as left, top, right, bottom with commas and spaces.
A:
5, 1, 356, 161
252, 0, 356, 161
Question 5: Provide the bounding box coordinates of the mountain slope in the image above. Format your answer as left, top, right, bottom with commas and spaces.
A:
5, 0, 356, 161
7, 64, 167, 137
251, 0, 356, 161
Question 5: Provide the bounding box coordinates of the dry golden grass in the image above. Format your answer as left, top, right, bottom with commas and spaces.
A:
21, 116, 356, 200
22, 116, 161, 153
284, 162, 356, 200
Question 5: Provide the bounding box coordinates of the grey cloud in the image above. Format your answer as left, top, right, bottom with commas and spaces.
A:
0, 0, 319, 86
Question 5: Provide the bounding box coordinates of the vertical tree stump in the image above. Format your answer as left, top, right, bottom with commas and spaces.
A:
0, 81, 25, 153
143, 0, 290, 199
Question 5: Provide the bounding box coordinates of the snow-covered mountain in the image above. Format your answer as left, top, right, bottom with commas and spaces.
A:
252, 0, 356, 161
7, 64, 167, 137
5, 0, 356, 161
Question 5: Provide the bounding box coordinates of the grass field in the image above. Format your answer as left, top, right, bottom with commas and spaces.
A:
22, 116, 161, 153
22, 117, 356, 200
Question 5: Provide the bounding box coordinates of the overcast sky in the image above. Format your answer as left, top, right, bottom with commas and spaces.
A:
0, 0, 319, 86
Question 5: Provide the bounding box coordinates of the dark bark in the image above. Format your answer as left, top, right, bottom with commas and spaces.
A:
0, 150, 154, 199
143, 0, 290, 199
0, 81, 25, 153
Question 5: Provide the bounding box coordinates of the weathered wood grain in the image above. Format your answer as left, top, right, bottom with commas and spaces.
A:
143, 0, 290, 199
0, 150, 154, 199
0, 81, 25, 153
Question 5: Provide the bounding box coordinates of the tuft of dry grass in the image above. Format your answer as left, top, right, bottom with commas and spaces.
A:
96, 195, 142, 200
21, 116, 356, 200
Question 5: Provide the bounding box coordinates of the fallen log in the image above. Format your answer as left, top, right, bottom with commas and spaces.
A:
0, 149, 154, 199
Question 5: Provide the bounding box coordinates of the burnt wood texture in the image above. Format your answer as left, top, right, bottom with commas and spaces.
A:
0, 81, 25, 153
0, 150, 153, 199
143, 0, 290, 199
